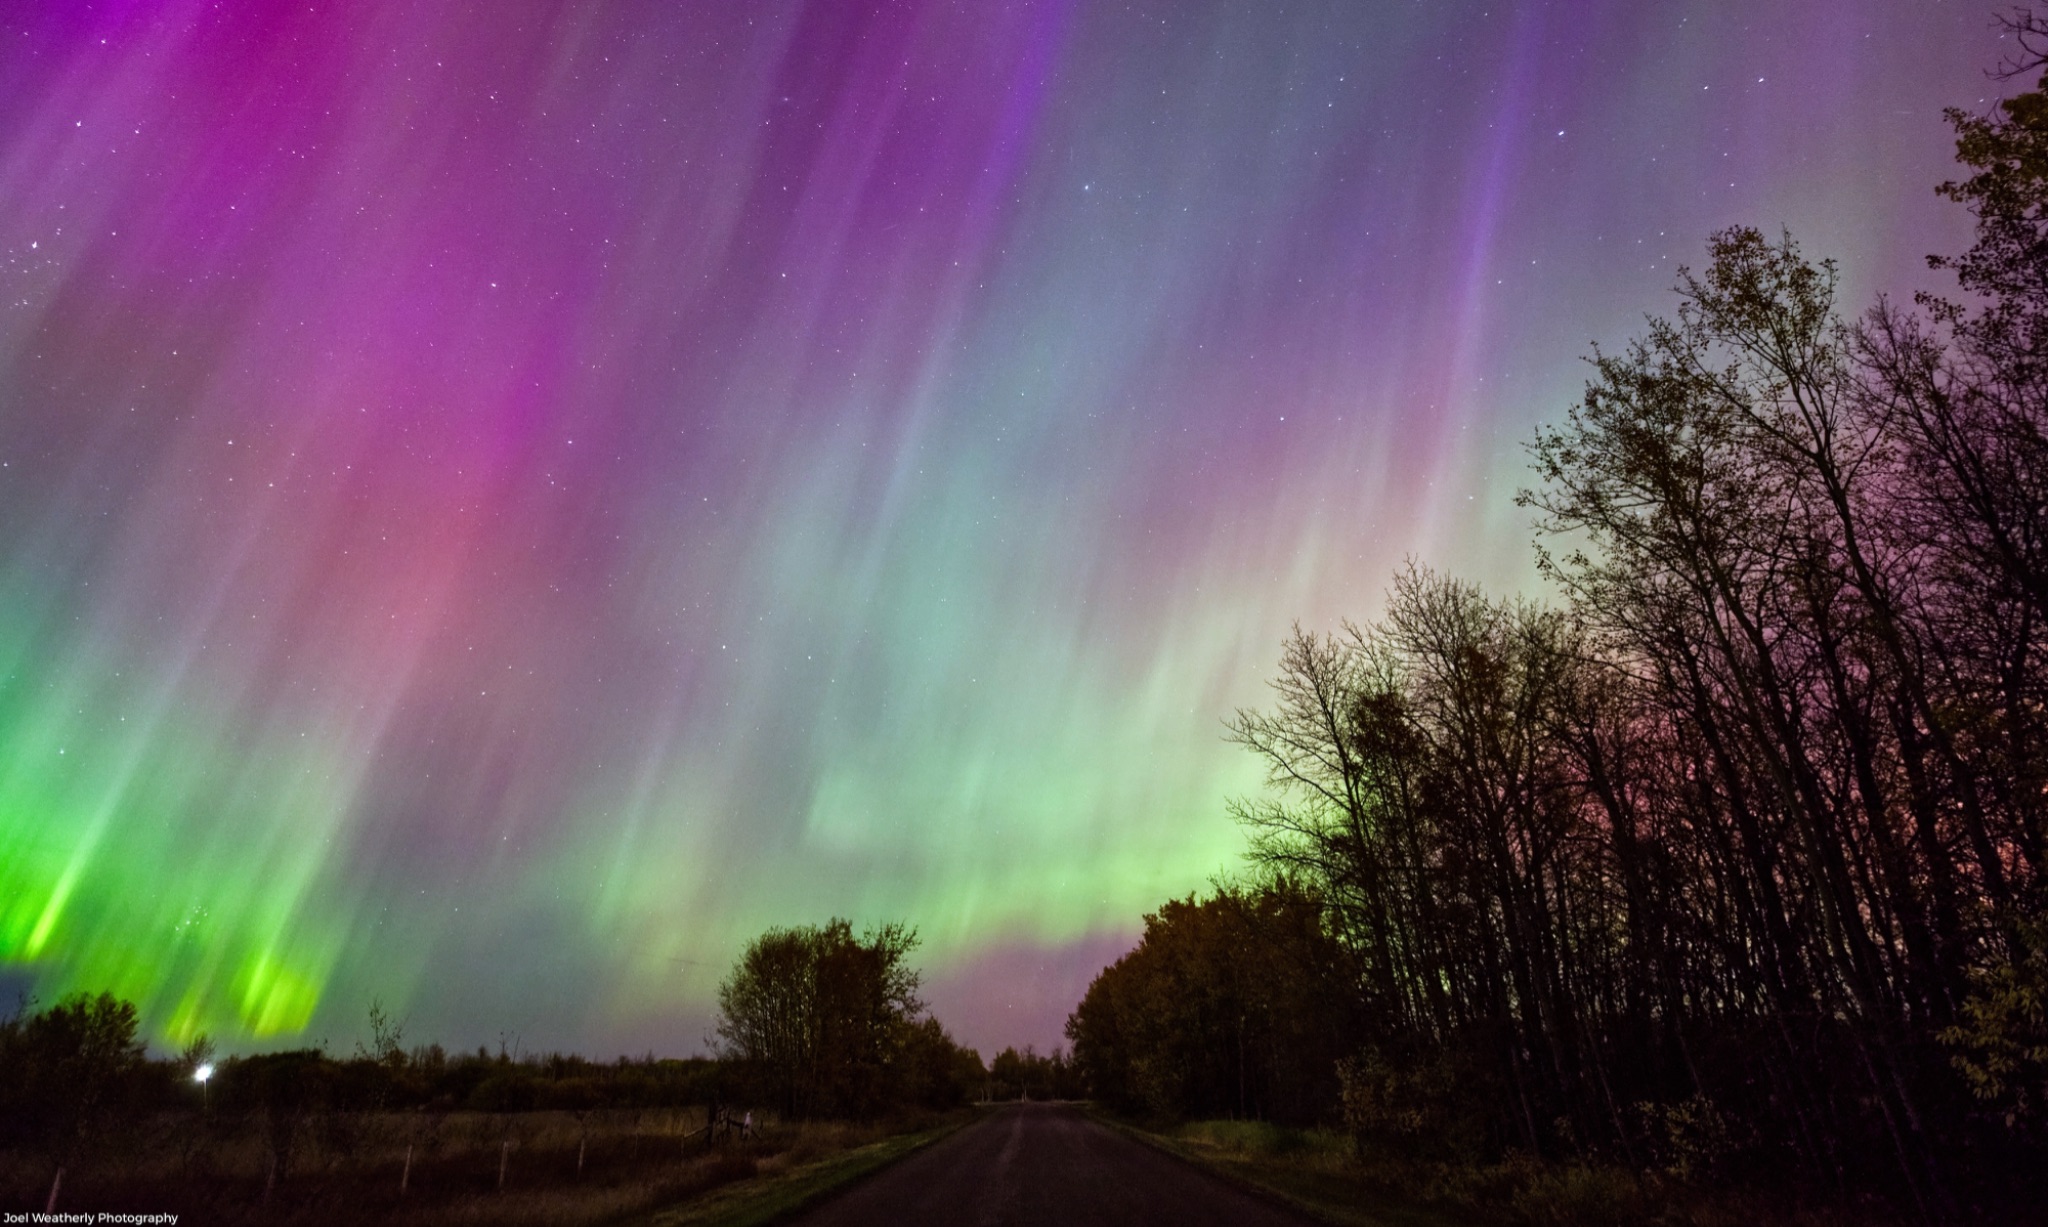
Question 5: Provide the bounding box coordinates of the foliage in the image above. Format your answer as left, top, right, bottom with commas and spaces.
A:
892, 1016, 989, 1107
1066, 879, 1357, 1123
0, 991, 145, 1157
1940, 921, 2048, 1128
985, 1044, 1083, 1100
714, 918, 979, 1117
1335, 1044, 1491, 1163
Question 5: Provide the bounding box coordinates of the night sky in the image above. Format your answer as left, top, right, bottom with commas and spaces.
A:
0, 1, 2011, 1057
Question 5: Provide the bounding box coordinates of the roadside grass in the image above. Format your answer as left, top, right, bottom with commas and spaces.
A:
1092, 1113, 1905, 1227
641, 1112, 972, 1227
1091, 1112, 1468, 1227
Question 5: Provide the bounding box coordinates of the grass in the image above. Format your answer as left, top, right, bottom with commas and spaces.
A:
1090, 1113, 1908, 1227
640, 1112, 972, 1227
0, 1105, 973, 1225
1091, 1112, 1472, 1227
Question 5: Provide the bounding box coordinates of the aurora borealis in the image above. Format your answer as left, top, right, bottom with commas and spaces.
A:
0, 1, 2011, 1057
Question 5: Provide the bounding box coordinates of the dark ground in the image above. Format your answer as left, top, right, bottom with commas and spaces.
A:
784, 1101, 1321, 1227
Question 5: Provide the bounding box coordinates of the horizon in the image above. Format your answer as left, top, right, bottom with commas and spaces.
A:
0, 0, 2013, 1060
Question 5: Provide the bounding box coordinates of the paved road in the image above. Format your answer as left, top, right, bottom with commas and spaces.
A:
786, 1101, 1322, 1227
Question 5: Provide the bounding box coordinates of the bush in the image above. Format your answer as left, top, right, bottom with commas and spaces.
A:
468, 1070, 541, 1112
1505, 1156, 1651, 1227
0, 992, 145, 1156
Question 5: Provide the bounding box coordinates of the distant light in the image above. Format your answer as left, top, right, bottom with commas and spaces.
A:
194, 1063, 214, 1083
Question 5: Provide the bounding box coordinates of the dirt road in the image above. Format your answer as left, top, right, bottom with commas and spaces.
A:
785, 1101, 1323, 1226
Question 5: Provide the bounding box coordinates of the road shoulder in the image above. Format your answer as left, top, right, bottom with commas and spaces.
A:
639, 1111, 979, 1227
1084, 1109, 1473, 1227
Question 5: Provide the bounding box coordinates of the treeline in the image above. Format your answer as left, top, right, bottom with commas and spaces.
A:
987, 1044, 1085, 1101
0, 992, 749, 1134
0, 990, 727, 1177
1070, 26, 2048, 1218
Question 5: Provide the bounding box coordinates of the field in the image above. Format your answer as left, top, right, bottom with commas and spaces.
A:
0, 1105, 967, 1225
